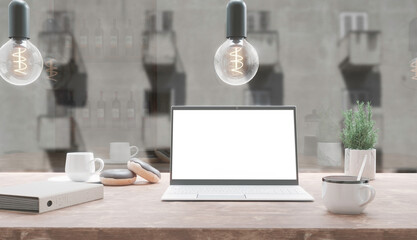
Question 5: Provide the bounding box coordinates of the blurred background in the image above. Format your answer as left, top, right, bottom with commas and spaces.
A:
0, 0, 416, 173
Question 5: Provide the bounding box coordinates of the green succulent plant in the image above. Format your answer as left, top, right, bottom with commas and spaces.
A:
341, 101, 378, 150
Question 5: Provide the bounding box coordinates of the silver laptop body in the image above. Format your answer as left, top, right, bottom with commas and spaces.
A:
162, 106, 314, 201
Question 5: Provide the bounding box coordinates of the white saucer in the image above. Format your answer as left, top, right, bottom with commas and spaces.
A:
103, 159, 129, 165
48, 175, 101, 183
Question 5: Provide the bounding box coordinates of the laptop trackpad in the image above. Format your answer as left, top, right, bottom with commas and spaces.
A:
197, 194, 246, 200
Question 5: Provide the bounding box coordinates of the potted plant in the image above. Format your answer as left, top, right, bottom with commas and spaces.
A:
341, 101, 378, 180
317, 108, 342, 167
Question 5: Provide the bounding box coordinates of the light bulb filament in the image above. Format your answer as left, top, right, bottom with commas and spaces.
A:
12, 48, 28, 75
230, 47, 243, 75
411, 59, 417, 80
45, 59, 58, 82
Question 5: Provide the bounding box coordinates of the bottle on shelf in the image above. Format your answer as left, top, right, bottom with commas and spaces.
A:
112, 91, 121, 128
97, 91, 106, 128
64, 29, 73, 53
127, 90, 136, 128
78, 18, 89, 55
94, 19, 104, 58
109, 18, 119, 56
124, 19, 134, 56
82, 100, 91, 128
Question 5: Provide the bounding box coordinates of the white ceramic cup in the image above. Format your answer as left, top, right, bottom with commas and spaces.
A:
65, 152, 104, 182
109, 142, 139, 163
322, 175, 376, 214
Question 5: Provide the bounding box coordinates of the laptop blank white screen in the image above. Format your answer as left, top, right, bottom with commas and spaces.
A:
171, 109, 297, 180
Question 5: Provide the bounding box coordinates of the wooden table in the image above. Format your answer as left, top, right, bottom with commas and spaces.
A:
0, 173, 416, 240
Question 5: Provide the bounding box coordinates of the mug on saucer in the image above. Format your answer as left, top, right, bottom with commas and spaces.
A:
109, 142, 139, 163
65, 152, 104, 182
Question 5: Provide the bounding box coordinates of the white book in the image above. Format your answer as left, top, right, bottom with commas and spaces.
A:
0, 181, 103, 213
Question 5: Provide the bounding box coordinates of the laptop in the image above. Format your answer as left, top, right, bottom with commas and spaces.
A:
161, 106, 314, 201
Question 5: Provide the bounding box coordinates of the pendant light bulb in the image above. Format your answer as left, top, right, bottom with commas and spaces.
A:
214, 38, 258, 86
0, 0, 43, 86
214, 0, 258, 86
409, 18, 417, 81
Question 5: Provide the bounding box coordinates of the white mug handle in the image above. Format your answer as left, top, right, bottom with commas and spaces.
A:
93, 158, 105, 174
359, 185, 376, 207
130, 146, 139, 158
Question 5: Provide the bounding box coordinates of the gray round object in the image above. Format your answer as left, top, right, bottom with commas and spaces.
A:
100, 169, 137, 186
322, 175, 369, 184
129, 158, 161, 178
100, 169, 136, 179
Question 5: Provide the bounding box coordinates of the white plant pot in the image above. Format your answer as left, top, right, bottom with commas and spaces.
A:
344, 149, 376, 180
317, 142, 343, 167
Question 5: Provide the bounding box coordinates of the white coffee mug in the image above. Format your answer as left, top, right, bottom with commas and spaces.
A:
110, 142, 139, 163
65, 152, 104, 182
322, 175, 376, 214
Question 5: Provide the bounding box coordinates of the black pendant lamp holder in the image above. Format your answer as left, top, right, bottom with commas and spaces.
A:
9, 0, 30, 39
226, 0, 247, 39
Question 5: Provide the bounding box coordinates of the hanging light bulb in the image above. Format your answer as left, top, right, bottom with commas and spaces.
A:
45, 58, 58, 82
410, 18, 417, 81
411, 58, 417, 80
0, 0, 43, 86
214, 0, 259, 86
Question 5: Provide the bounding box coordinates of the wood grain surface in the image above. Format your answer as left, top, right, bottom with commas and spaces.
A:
0, 173, 416, 240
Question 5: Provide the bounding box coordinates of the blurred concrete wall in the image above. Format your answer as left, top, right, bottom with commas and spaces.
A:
0, 0, 416, 170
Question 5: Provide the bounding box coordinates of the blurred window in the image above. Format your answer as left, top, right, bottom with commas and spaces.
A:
340, 12, 368, 38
